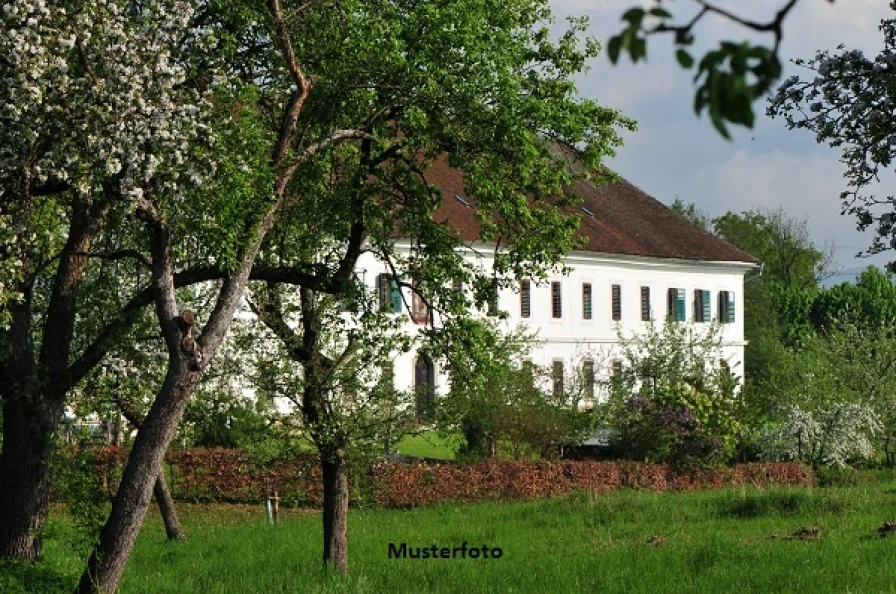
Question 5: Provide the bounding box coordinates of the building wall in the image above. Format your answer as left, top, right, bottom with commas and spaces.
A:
354, 242, 755, 403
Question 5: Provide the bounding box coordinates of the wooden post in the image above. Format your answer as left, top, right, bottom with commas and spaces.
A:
272, 490, 280, 525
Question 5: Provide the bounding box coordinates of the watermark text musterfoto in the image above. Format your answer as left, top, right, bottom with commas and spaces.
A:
388, 542, 503, 559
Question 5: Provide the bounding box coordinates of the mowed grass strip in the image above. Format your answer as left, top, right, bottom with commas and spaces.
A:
8, 483, 896, 593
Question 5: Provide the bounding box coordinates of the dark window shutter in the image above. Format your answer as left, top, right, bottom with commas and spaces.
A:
667, 288, 677, 319
611, 284, 621, 321
551, 282, 562, 319
582, 283, 592, 320
521, 280, 531, 318
552, 360, 564, 395
378, 274, 390, 311
640, 286, 650, 321
582, 359, 594, 400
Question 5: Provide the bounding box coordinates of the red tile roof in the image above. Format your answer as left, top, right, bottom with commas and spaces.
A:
424, 149, 758, 265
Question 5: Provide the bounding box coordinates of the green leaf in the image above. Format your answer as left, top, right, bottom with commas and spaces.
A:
649, 7, 672, 19
629, 37, 647, 62
676, 49, 694, 69
621, 7, 645, 26
607, 35, 622, 63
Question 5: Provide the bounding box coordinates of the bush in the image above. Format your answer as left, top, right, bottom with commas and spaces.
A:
602, 318, 741, 470
72, 448, 813, 508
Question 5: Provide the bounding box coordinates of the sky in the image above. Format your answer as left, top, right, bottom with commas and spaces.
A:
549, 0, 894, 285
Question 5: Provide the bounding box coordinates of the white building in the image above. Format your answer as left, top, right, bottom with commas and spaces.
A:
353, 157, 758, 407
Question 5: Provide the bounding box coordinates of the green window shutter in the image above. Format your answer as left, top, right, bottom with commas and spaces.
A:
390, 279, 402, 313
702, 290, 711, 322
727, 292, 735, 323
676, 289, 686, 322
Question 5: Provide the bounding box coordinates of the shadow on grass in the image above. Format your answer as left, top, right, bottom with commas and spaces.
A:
0, 559, 76, 594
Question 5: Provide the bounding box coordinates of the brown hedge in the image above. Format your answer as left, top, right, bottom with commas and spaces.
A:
369, 460, 815, 507
85, 447, 814, 508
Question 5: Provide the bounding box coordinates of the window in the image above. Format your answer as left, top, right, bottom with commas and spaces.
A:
520, 280, 531, 319
611, 284, 622, 321
414, 355, 435, 421
667, 288, 685, 322
640, 286, 651, 321
378, 274, 402, 313
718, 291, 735, 323
611, 359, 623, 382
453, 279, 464, 295
582, 283, 592, 320
552, 360, 564, 396
551, 282, 562, 319
411, 292, 429, 324
582, 359, 594, 400
693, 289, 711, 323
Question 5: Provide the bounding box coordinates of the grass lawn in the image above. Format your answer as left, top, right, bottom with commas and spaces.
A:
393, 431, 462, 460
6, 481, 896, 593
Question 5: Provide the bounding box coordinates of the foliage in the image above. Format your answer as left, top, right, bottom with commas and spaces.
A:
811, 266, 896, 331
435, 320, 590, 461
607, 2, 803, 137
49, 445, 109, 553
669, 197, 710, 231
759, 404, 881, 469
602, 318, 740, 469
769, 4, 896, 263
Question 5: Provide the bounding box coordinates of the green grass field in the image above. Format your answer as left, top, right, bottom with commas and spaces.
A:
6, 481, 896, 593
393, 431, 461, 460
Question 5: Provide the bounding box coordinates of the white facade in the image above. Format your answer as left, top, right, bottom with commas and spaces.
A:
355, 241, 756, 403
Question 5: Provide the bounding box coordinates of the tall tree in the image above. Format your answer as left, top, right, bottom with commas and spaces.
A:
710, 208, 835, 428
769, 4, 896, 265
72, 0, 632, 589
0, 0, 229, 560
235, 0, 631, 571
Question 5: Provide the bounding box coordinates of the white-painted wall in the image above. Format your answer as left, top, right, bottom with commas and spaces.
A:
355, 241, 755, 403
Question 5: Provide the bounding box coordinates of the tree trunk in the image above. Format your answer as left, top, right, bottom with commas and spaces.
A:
321, 451, 349, 573
153, 469, 185, 541
113, 394, 186, 542
76, 364, 197, 593
0, 395, 62, 560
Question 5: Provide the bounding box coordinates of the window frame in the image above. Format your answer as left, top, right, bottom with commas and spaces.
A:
611, 284, 622, 321
582, 282, 592, 320
551, 281, 562, 319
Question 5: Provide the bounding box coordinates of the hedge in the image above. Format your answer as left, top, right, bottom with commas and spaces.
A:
82, 447, 814, 508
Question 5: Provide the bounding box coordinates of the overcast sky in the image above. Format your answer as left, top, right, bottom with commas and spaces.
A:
549, 0, 894, 284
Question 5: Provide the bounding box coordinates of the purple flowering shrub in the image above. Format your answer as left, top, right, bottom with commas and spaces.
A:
611, 383, 738, 471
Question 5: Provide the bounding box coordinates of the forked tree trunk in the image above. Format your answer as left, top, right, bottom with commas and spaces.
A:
0, 396, 62, 560
153, 469, 185, 541
321, 450, 349, 573
76, 364, 198, 593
